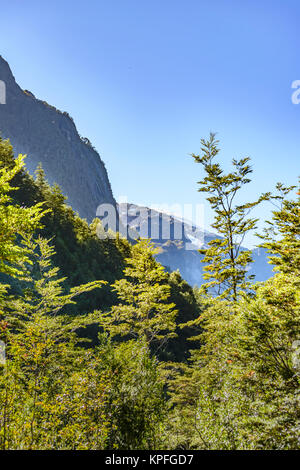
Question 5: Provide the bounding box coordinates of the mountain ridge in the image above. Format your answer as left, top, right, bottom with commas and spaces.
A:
118, 202, 274, 286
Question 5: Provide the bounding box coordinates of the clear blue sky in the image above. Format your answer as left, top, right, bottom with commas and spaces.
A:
1, 0, 299, 246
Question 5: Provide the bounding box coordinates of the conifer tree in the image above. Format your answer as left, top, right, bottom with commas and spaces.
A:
35, 164, 51, 199
100, 239, 178, 348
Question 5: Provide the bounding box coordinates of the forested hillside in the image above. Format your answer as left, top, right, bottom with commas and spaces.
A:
0, 136, 299, 450
0, 137, 200, 362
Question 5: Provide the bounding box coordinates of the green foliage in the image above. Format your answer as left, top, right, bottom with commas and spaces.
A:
0, 137, 199, 360
258, 182, 299, 276
100, 239, 178, 350
0, 231, 163, 449
161, 270, 201, 362
1, 134, 298, 450
0, 159, 109, 448
0, 140, 171, 449
166, 185, 300, 450
0, 143, 46, 278
0, 137, 130, 313
95, 335, 166, 450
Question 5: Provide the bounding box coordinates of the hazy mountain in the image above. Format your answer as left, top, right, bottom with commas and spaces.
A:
118, 203, 274, 286
0, 55, 115, 222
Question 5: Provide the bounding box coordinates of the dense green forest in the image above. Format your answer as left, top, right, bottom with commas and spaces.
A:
0, 136, 299, 450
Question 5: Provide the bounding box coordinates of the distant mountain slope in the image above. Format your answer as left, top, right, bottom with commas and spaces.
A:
118, 202, 274, 286
0, 55, 115, 221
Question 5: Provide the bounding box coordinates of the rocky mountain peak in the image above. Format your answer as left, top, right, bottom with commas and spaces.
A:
0, 55, 116, 222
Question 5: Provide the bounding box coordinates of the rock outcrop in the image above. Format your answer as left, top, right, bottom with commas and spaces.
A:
0, 55, 115, 221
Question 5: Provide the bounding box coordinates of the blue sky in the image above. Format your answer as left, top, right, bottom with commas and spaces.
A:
0, 0, 299, 246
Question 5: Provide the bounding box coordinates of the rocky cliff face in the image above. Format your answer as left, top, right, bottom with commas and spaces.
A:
0, 55, 115, 221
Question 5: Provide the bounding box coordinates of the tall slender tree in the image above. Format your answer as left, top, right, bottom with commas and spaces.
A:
192, 133, 270, 301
